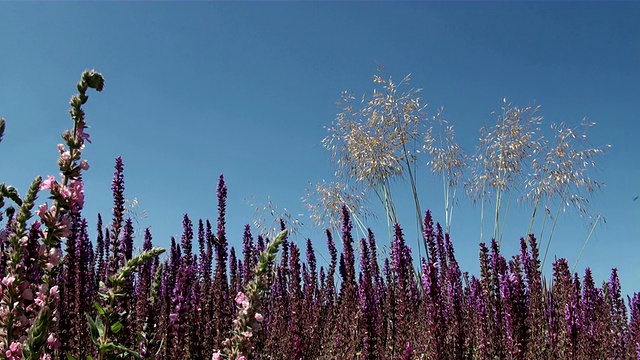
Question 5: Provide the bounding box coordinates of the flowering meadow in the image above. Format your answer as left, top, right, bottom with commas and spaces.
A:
1, 70, 639, 359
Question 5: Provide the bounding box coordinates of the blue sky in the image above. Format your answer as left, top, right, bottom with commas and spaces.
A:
1, 2, 638, 295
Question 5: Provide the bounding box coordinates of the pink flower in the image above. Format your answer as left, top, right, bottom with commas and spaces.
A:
5, 341, 22, 360
68, 180, 85, 212
48, 248, 62, 266
36, 203, 49, 221
57, 144, 65, 153
49, 285, 59, 300
34, 291, 46, 307
235, 292, 250, 310
241, 331, 252, 339
236, 356, 247, 360
2, 275, 15, 287
76, 126, 91, 144
79, 159, 90, 170
211, 350, 222, 360
47, 333, 60, 349
39, 175, 57, 191
254, 313, 264, 322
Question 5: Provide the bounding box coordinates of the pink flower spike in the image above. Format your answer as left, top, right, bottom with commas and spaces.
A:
211, 350, 222, 360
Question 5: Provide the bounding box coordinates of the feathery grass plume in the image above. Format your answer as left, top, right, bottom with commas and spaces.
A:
423, 107, 467, 235
466, 99, 543, 245
323, 69, 429, 254
304, 180, 372, 241
522, 118, 609, 267
247, 195, 305, 240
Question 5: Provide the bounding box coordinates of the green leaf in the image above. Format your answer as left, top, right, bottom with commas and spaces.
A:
95, 317, 105, 339
110, 321, 123, 334
98, 342, 116, 352
66, 355, 76, 360
112, 343, 142, 359
93, 301, 106, 316
85, 314, 99, 345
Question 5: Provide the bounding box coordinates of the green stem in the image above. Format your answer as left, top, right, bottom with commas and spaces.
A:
401, 141, 426, 261
572, 214, 600, 273
541, 192, 565, 268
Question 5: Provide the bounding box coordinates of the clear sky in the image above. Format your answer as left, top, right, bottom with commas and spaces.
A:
1, 2, 638, 296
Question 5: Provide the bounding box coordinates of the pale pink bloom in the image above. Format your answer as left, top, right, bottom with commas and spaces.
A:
61, 151, 71, 162
48, 248, 62, 266
254, 313, 264, 322
76, 127, 91, 143
40, 354, 52, 360
211, 350, 222, 360
236, 356, 247, 360
47, 333, 60, 349
68, 180, 85, 211
57, 144, 65, 153
39, 175, 57, 191
49, 285, 59, 300
235, 292, 250, 310
6, 341, 22, 360
57, 214, 72, 238
36, 203, 49, 216
241, 331, 252, 339
79, 159, 90, 170
35, 291, 46, 307
2, 275, 15, 287
59, 186, 72, 200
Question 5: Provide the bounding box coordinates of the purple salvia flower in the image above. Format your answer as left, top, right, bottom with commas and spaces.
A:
564, 273, 582, 359
627, 293, 640, 360
499, 273, 515, 357
181, 214, 193, 264
242, 224, 255, 285
108, 157, 126, 277
605, 268, 628, 359
580, 267, 600, 357
229, 247, 239, 296
122, 217, 134, 262
423, 210, 436, 262
401, 341, 413, 360
256, 234, 265, 253
197, 219, 206, 278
